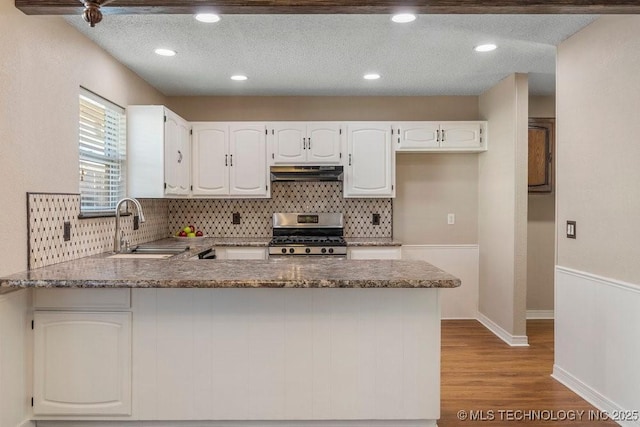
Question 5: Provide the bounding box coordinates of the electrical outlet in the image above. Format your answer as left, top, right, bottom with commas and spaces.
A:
447, 213, 455, 225
232, 212, 241, 224
63, 221, 71, 241
372, 213, 380, 225
133, 215, 139, 230
566, 221, 576, 239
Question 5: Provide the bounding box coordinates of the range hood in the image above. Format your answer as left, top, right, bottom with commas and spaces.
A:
270, 165, 344, 182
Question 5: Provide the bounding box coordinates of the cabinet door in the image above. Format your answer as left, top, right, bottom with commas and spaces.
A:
164, 110, 191, 195
33, 311, 132, 416
345, 123, 395, 197
229, 124, 269, 197
395, 122, 440, 150
439, 122, 482, 150
215, 247, 267, 260
306, 123, 342, 164
192, 123, 229, 196
271, 123, 306, 164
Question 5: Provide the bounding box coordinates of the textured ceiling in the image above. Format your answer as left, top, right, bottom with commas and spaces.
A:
65, 14, 597, 96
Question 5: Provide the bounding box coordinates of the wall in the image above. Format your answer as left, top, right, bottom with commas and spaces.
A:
0, 0, 166, 279
527, 96, 556, 314
554, 16, 640, 418
478, 74, 529, 345
169, 182, 392, 238
0, 2, 166, 426
167, 95, 480, 246
167, 96, 479, 122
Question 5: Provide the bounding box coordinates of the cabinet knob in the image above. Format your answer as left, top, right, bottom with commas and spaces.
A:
177, 150, 183, 163
230, 154, 233, 166
303, 137, 306, 149
349, 154, 352, 166
308, 138, 311, 150
225, 154, 228, 166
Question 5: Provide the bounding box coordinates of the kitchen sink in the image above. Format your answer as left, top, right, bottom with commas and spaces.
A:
108, 253, 175, 259
107, 244, 190, 259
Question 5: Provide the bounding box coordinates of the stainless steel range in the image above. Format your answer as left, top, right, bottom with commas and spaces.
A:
269, 213, 347, 256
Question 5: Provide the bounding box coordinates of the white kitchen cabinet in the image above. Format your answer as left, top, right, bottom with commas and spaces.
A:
270, 122, 342, 165
33, 311, 132, 416
347, 246, 402, 260
215, 246, 267, 259
344, 123, 395, 198
127, 105, 191, 198
394, 121, 486, 152
191, 123, 269, 198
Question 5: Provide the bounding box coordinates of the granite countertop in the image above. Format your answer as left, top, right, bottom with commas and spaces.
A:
0, 255, 459, 290
345, 238, 402, 246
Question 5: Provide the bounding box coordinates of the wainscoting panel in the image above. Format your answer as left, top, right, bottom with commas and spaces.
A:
0, 289, 32, 427
554, 266, 640, 427
401, 245, 479, 319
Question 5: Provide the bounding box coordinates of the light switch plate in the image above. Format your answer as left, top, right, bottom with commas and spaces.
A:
447, 213, 455, 225
566, 221, 576, 239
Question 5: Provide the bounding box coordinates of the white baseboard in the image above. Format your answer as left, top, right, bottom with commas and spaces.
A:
552, 365, 640, 427
17, 419, 35, 427
526, 309, 554, 319
477, 312, 529, 347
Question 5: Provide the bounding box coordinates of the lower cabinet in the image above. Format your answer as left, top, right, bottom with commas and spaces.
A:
215, 246, 267, 260
347, 246, 402, 260
33, 310, 132, 416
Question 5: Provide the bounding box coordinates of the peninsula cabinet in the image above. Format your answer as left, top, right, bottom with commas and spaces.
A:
32, 311, 132, 416
191, 122, 269, 198
128, 105, 191, 198
344, 123, 395, 198
269, 122, 342, 165
394, 121, 486, 152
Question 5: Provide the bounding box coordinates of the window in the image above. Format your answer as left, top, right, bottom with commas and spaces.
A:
78, 88, 126, 215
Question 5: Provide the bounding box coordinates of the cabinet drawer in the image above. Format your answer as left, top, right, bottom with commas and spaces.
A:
33, 288, 131, 310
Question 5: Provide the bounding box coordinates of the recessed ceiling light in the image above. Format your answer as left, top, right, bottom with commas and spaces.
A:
154, 48, 176, 57
231, 75, 248, 81
391, 13, 416, 23
474, 44, 497, 52
195, 13, 220, 23
364, 73, 381, 80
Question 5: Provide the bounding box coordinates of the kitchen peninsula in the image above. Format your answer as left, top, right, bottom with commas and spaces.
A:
0, 255, 460, 427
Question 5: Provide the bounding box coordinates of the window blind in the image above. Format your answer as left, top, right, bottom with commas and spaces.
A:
78, 89, 126, 214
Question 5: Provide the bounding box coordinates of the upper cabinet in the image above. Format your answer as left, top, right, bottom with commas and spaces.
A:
344, 123, 395, 198
269, 122, 342, 165
394, 121, 487, 152
128, 105, 191, 198
192, 123, 269, 198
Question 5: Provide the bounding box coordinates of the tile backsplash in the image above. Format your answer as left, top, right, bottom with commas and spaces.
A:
27, 193, 168, 269
28, 184, 391, 268
168, 182, 392, 238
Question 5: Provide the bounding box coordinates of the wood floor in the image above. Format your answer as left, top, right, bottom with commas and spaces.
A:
440, 320, 617, 426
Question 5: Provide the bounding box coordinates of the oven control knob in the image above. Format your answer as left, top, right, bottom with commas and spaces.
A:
321, 248, 327, 254
328, 248, 334, 254
289, 248, 295, 254
305, 248, 311, 254
281, 248, 287, 254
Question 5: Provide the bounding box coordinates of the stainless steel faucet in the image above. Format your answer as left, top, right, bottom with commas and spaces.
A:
114, 197, 146, 253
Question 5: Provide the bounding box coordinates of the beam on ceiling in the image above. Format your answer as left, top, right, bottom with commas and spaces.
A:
14, 0, 640, 16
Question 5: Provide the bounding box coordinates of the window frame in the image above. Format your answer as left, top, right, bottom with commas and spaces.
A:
78, 88, 127, 217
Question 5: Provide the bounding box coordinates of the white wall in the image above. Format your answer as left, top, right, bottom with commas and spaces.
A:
527, 96, 556, 314
477, 74, 529, 344
555, 15, 640, 420
0, 1, 166, 425
0, 0, 166, 278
